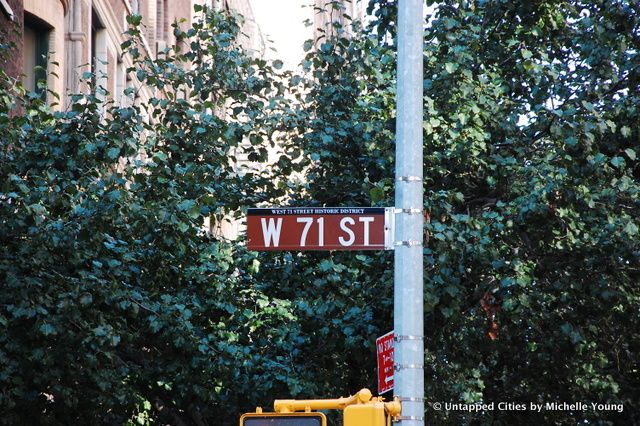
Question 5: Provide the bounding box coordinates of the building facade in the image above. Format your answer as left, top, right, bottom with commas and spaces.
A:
1, 0, 68, 99
0, 0, 261, 109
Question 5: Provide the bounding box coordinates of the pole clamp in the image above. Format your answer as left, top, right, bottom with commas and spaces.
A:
396, 176, 422, 183
397, 397, 427, 402
394, 363, 424, 371
394, 240, 423, 247
394, 208, 423, 215
394, 335, 424, 342
393, 416, 425, 422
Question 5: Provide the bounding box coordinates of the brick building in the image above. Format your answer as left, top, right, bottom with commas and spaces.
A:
0, 0, 262, 109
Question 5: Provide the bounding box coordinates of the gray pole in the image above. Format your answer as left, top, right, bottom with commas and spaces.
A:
394, 0, 424, 425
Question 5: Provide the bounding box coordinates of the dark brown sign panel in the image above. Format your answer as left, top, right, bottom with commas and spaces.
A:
247, 207, 393, 251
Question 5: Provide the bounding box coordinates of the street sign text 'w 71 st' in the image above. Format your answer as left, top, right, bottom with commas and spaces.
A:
247, 207, 394, 251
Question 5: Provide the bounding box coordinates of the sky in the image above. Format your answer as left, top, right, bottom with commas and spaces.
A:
248, 0, 314, 70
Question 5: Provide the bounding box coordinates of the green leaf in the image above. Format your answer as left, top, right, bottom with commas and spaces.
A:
177, 199, 196, 211
620, 126, 631, 138
624, 148, 636, 161
28, 204, 47, 216
79, 293, 93, 306
523, 59, 535, 71
370, 186, 384, 203
126, 14, 143, 25
154, 151, 168, 162
610, 156, 624, 168
624, 221, 638, 236
440, 307, 454, 318
39, 324, 56, 336
319, 259, 333, 272
107, 147, 120, 159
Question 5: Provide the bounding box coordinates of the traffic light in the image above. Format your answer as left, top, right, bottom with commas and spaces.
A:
344, 401, 387, 426
240, 388, 400, 426
240, 412, 326, 426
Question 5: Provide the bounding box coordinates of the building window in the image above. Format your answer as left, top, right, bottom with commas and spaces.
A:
91, 9, 108, 113
22, 14, 50, 97
115, 57, 124, 105
114, 57, 133, 107
156, 0, 168, 42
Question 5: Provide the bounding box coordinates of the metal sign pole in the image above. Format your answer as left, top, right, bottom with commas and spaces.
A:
394, 0, 424, 425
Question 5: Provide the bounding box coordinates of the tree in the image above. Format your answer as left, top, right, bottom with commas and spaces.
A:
416, 2, 639, 423
245, 20, 399, 404
2, 1, 639, 425
0, 7, 304, 424
263, 0, 639, 424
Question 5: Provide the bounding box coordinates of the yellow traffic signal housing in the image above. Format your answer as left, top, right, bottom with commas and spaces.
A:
344, 401, 387, 426
240, 412, 326, 426
240, 388, 400, 426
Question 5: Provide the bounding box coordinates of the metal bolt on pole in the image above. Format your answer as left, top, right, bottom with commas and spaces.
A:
394, 0, 424, 425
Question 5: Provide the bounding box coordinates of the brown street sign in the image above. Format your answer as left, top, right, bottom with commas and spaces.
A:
247, 207, 394, 251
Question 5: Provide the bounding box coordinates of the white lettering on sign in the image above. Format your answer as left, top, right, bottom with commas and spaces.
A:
296, 217, 325, 247
339, 217, 356, 246
317, 217, 324, 246
359, 217, 374, 246
376, 330, 394, 394
297, 217, 313, 246
377, 337, 394, 353
253, 213, 382, 250
261, 218, 283, 247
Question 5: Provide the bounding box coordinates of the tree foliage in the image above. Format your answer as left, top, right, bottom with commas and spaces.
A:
0, 7, 304, 425
245, 0, 640, 424
287, 0, 640, 424
1, 1, 639, 425
416, 2, 640, 424
246, 18, 398, 402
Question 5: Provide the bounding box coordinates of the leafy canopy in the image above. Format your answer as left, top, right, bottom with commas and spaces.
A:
1, 1, 639, 425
